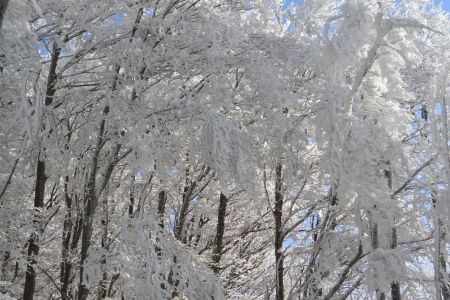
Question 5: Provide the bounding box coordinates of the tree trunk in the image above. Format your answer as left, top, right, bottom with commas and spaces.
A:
155, 190, 167, 257
60, 116, 81, 299
0, 0, 8, 31
23, 41, 60, 300
23, 159, 46, 300
370, 221, 386, 300
212, 193, 228, 274
390, 227, 401, 300
433, 194, 450, 300
78, 106, 109, 300
128, 176, 135, 217
97, 182, 110, 299
1, 249, 9, 280
175, 182, 195, 242
156, 190, 167, 291
440, 239, 450, 300
60, 205, 82, 299
274, 163, 284, 300
158, 190, 166, 228
174, 165, 210, 242
61, 176, 73, 300
386, 163, 401, 300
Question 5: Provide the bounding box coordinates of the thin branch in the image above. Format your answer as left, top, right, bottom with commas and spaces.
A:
281, 206, 315, 240
263, 165, 274, 215
324, 243, 363, 300
392, 156, 436, 196
35, 265, 62, 294
0, 158, 19, 203
338, 276, 363, 300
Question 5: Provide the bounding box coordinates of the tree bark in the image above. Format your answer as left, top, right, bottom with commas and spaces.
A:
60, 210, 82, 300
23, 43, 60, 300
60, 175, 83, 299
0, 0, 8, 31
371, 221, 386, 300
212, 193, 228, 274
128, 176, 135, 217
175, 182, 196, 242
78, 106, 109, 300
274, 163, 284, 300
158, 190, 166, 228
174, 165, 210, 242
390, 226, 401, 300
23, 159, 46, 300
386, 163, 401, 300
156, 190, 167, 291
433, 195, 450, 300
440, 238, 450, 300
61, 176, 73, 299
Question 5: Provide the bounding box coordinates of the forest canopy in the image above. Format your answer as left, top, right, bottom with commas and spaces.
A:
1, 0, 450, 299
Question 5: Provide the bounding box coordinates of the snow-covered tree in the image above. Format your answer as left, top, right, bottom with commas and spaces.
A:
1, 0, 450, 299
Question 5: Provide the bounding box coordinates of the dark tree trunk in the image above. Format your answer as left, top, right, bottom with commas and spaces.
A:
155, 190, 167, 291
158, 190, 166, 228
441, 245, 450, 300
371, 221, 386, 300
433, 195, 450, 300
274, 163, 284, 300
193, 216, 208, 248
386, 163, 401, 300
128, 190, 134, 217
61, 209, 82, 299
61, 176, 73, 300
1, 249, 9, 280
0, 0, 8, 31
23, 159, 46, 300
97, 180, 112, 300
78, 138, 121, 300
174, 165, 210, 242
155, 190, 167, 257
78, 106, 109, 300
212, 193, 228, 274
78, 178, 97, 300
390, 227, 401, 300
23, 41, 60, 300
128, 176, 135, 217
303, 213, 321, 299
175, 183, 195, 242
172, 166, 209, 298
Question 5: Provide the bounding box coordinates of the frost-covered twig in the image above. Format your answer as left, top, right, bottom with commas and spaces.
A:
0, 157, 18, 203
392, 156, 436, 197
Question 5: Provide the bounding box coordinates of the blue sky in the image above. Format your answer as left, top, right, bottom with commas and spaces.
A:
437, 0, 450, 10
